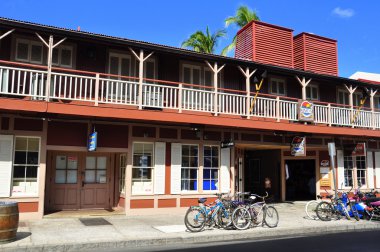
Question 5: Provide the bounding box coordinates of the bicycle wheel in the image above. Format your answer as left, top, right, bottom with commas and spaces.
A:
316, 201, 333, 221
232, 206, 251, 230
264, 206, 279, 228
250, 204, 264, 227
305, 200, 319, 220
184, 207, 206, 232
217, 207, 233, 228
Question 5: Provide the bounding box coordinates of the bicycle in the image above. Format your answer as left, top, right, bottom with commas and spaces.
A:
231, 192, 279, 230
184, 193, 230, 232
305, 190, 332, 220
316, 188, 353, 221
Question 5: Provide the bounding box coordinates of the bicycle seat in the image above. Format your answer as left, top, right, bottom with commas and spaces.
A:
317, 195, 322, 199
326, 195, 333, 199
198, 198, 207, 204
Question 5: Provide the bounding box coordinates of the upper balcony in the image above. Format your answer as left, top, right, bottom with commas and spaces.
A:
0, 60, 379, 136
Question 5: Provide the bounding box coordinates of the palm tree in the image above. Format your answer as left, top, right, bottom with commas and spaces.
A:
222, 5, 260, 56
181, 26, 226, 54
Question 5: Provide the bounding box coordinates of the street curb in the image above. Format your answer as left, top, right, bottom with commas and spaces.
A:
2, 223, 380, 252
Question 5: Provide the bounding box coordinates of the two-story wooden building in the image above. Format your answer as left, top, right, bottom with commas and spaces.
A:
0, 17, 379, 219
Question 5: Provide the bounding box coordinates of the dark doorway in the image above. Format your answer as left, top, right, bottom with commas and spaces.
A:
285, 159, 316, 201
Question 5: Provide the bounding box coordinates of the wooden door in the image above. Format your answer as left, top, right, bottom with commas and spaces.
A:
80, 154, 112, 209
49, 152, 81, 210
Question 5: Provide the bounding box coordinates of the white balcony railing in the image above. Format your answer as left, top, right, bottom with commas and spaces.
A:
0, 64, 379, 131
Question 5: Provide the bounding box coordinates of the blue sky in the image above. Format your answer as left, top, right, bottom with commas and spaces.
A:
0, 0, 378, 77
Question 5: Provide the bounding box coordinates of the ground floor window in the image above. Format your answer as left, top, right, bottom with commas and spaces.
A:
132, 143, 153, 195
203, 145, 219, 191
343, 155, 366, 188
12, 136, 40, 196
181, 144, 198, 191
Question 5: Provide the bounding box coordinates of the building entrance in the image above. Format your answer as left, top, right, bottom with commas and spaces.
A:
46, 152, 114, 211
285, 159, 316, 201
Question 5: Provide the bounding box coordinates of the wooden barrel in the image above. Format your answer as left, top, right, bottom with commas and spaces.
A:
0, 202, 19, 242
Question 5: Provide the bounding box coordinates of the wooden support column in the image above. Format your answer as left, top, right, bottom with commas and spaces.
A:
206, 61, 225, 116
130, 48, 154, 110
36, 33, 66, 101
295, 76, 312, 100
238, 66, 256, 118
370, 88, 378, 129
344, 84, 357, 128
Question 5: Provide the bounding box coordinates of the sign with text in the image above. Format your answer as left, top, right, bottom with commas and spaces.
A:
221, 140, 234, 149
88, 132, 97, 152
352, 143, 366, 157
298, 100, 314, 122
290, 136, 306, 156
320, 160, 330, 167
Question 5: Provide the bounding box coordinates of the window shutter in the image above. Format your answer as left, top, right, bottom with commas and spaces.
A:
337, 150, 344, 189
154, 142, 165, 194
375, 152, 380, 189
220, 148, 231, 193
0, 135, 14, 197
367, 151, 374, 189
171, 143, 181, 194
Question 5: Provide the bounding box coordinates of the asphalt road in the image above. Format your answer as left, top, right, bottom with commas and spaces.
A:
95, 230, 380, 252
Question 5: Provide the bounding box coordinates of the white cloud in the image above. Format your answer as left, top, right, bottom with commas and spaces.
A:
332, 7, 355, 18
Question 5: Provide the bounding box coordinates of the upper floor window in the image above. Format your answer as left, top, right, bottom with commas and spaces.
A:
269, 78, 286, 96
135, 57, 156, 83
52, 45, 73, 68
375, 96, 380, 110
16, 39, 43, 64
306, 84, 319, 100
182, 63, 222, 88
337, 89, 361, 106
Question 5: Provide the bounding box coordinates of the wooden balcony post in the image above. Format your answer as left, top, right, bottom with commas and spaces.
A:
238, 66, 256, 119
206, 61, 225, 116
178, 83, 183, 113
295, 76, 312, 100
94, 73, 100, 106
327, 103, 332, 126
129, 48, 154, 110
370, 88, 378, 129
36, 33, 66, 101
344, 84, 357, 128
276, 96, 280, 122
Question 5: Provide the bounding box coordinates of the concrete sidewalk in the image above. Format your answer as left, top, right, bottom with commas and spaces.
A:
1, 202, 380, 252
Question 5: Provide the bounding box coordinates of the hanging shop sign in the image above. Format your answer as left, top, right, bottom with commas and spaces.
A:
298, 100, 314, 122
352, 143, 366, 157
221, 140, 234, 149
320, 160, 330, 167
290, 136, 306, 156
88, 131, 97, 152
344, 142, 366, 157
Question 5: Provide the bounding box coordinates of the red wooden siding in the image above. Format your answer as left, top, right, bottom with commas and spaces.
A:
47, 121, 88, 146
94, 124, 128, 148
293, 33, 338, 76
235, 21, 294, 68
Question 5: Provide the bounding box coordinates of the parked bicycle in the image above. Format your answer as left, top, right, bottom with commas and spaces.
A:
305, 191, 330, 220
184, 193, 232, 232
231, 192, 279, 230
315, 187, 356, 221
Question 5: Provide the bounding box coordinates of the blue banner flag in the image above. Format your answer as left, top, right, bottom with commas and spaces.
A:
88, 132, 97, 151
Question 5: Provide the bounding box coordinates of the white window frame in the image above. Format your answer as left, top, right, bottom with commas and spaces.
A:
375, 95, 380, 110
12, 136, 41, 197
337, 88, 361, 106
182, 64, 202, 86
52, 45, 73, 68
132, 142, 154, 195
343, 155, 354, 188
306, 83, 319, 100
202, 145, 219, 192
181, 62, 224, 89
269, 77, 286, 96
181, 144, 199, 193
343, 154, 367, 189
108, 52, 132, 78
15, 38, 43, 64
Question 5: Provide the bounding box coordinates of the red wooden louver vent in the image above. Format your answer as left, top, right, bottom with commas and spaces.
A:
235, 20, 294, 68
293, 32, 338, 76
